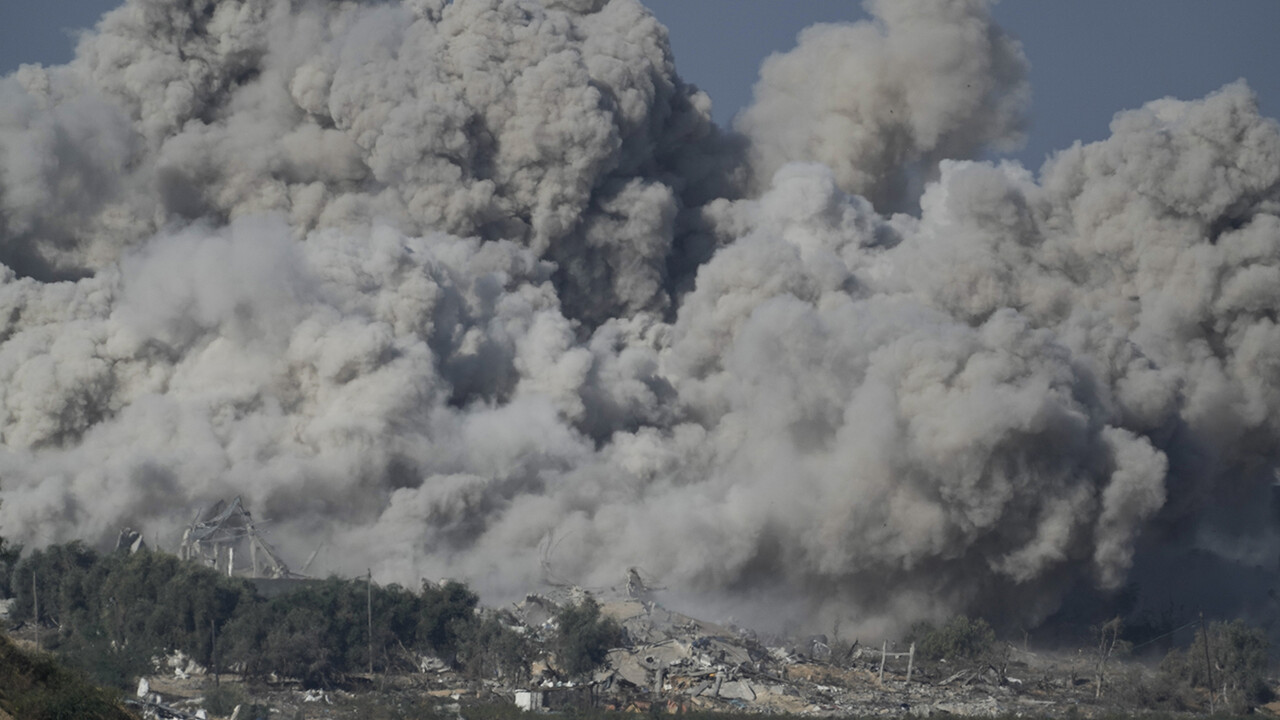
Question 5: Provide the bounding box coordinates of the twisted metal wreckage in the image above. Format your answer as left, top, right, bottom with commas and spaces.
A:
176, 497, 309, 580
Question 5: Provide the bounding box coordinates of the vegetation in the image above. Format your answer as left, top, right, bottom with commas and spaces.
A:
417, 580, 480, 662
1091, 617, 1130, 699
1159, 619, 1272, 714
457, 614, 535, 682
552, 596, 624, 678
0, 530, 19, 601
905, 615, 997, 663
5, 542, 520, 690
203, 683, 247, 716
5, 529, 1277, 717
12, 544, 261, 689
0, 632, 137, 720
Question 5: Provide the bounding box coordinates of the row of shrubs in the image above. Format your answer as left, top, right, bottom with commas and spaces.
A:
5, 541, 620, 691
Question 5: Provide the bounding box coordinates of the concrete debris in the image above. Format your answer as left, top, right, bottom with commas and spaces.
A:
118, 573, 1245, 718
301, 689, 331, 703
116, 527, 148, 555
605, 648, 650, 689
156, 650, 206, 679
716, 679, 756, 702
125, 695, 202, 720
512, 594, 559, 632
487, 578, 1138, 717
418, 654, 450, 674
514, 690, 544, 711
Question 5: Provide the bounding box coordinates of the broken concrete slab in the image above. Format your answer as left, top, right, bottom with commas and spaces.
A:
717, 679, 757, 701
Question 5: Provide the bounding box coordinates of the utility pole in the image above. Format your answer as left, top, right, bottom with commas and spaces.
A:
367, 569, 374, 676
905, 643, 915, 687
1200, 612, 1215, 714
32, 571, 39, 653
211, 618, 220, 687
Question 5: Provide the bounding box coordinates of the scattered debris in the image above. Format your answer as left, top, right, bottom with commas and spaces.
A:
117, 569, 1272, 718
490, 579, 1098, 717
514, 689, 544, 711
115, 527, 148, 554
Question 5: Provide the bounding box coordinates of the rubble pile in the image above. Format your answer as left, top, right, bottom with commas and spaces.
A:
483, 587, 1156, 717
115, 582, 1262, 719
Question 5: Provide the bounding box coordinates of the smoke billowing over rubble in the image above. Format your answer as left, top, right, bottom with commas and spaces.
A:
2, 0, 1280, 637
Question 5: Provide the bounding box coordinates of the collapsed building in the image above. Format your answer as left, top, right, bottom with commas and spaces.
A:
106, 564, 1266, 718
177, 497, 304, 580
492, 584, 1088, 717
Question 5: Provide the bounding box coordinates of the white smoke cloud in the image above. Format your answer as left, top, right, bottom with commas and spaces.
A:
1, 0, 1279, 637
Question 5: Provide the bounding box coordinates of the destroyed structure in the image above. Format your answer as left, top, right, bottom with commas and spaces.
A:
457, 581, 1158, 717
499, 588, 986, 716
177, 497, 303, 579
34, 565, 1274, 719
115, 527, 148, 555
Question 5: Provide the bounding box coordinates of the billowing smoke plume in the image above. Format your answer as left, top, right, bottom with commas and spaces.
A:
737, 0, 1029, 212
2, 0, 1279, 637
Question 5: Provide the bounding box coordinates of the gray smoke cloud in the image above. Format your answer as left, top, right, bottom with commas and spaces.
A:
2, 0, 1279, 638
736, 0, 1029, 213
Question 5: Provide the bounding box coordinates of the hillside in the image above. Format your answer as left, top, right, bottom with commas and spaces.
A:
0, 632, 138, 720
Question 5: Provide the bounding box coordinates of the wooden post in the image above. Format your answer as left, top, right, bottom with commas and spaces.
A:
32, 571, 39, 653
367, 569, 374, 675
1200, 613, 1215, 714
905, 642, 915, 687
878, 641, 887, 684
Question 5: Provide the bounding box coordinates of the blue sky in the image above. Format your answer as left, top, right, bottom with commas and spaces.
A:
4, 1, 1278, 170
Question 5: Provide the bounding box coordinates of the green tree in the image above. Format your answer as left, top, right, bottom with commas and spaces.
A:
252, 578, 369, 687
11, 542, 101, 648
458, 614, 535, 681
552, 596, 623, 678
1160, 619, 1272, 713
906, 615, 996, 663
417, 580, 479, 661
3, 538, 501, 691
0, 510, 21, 599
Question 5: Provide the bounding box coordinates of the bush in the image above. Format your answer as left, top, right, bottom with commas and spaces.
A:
59, 637, 152, 692
906, 615, 996, 663
1159, 619, 1272, 713
458, 614, 535, 681
552, 596, 624, 678
204, 683, 247, 715
1126, 668, 1194, 712
0, 632, 135, 720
